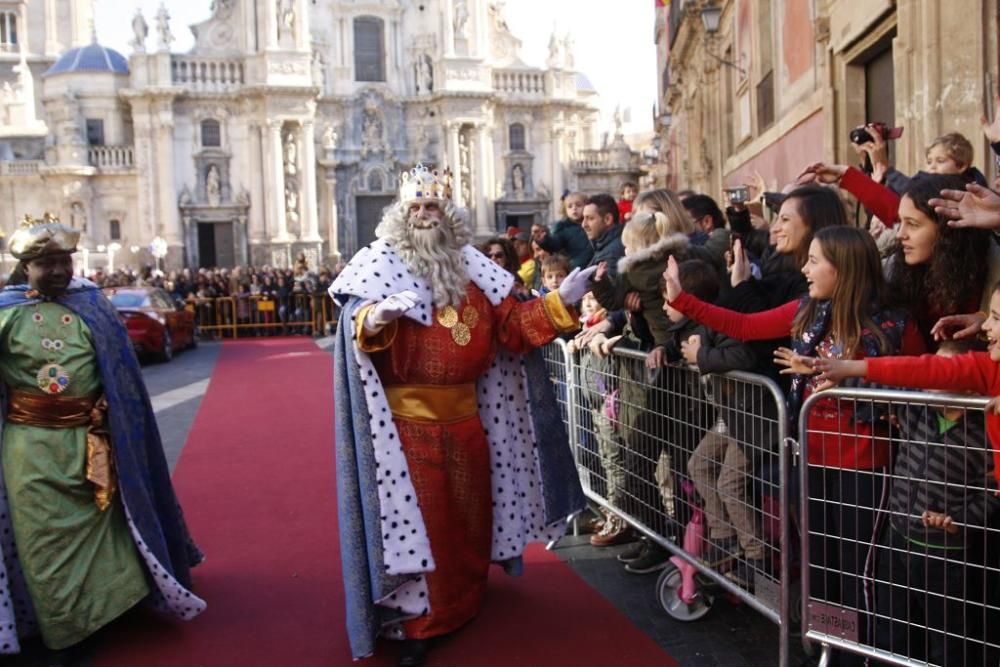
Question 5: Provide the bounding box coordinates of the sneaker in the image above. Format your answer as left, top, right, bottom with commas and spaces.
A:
625, 543, 670, 574
590, 515, 635, 547
616, 538, 649, 563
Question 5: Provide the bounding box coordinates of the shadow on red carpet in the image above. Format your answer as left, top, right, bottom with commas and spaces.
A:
94, 337, 676, 666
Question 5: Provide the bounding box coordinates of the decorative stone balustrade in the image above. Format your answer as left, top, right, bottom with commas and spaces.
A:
172, 57, 245, 92
88, 145, 134, 170
574, 149, 642, 171
0, 160, 41, 175
492, 69, 546, 97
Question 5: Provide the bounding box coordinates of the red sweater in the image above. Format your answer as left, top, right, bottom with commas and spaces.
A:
840, 166, 901, 224
868, 353, 1000, 485
669, 291, 925, 468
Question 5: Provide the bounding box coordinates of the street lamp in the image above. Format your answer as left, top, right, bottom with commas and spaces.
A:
700, 5, 723, 34
150, 236, 168, 273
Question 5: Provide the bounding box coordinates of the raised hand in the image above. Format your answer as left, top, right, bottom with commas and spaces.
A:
930, 311, 986, 341
575, 318, 613, 348
558, 265, 599, 305
812, 357, 868, 389
662, 255, 682, 303
645, 345, 667, 369
364, 290, 421, 333
730, 238, 751, 288
773, 347, 817, 375
982, 93, 1000, 143
594, 261, 609, 282
930, 183, 1000, 231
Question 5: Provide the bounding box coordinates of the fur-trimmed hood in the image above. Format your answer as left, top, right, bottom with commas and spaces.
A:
617, 232, 690, 275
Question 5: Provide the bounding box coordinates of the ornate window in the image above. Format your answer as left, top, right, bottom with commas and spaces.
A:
201, 119, 221, 147
354, 17, 385, 82
0, 11, 17, 52
509, 123, 526, 151
109, 219, 121, 240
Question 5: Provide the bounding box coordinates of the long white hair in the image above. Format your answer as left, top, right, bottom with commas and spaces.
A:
375, 200, 472, 309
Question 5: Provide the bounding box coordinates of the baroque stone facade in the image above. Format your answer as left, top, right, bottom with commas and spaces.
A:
0, 0, 599, 271
656, 0, 999, 202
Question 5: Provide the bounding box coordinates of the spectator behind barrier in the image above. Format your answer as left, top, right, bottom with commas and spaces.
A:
537, 191, 594, 270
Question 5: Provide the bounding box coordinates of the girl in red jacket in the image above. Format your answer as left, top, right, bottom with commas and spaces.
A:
664, 226, 925, 665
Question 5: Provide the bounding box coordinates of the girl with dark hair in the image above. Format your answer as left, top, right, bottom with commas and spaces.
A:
887, 173, 991, 347
664, 226, 924, 667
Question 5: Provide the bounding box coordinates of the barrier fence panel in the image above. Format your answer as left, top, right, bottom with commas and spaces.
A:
798, 388, 1000, 667
187, 294, 337, 339
540, 341, 792, 666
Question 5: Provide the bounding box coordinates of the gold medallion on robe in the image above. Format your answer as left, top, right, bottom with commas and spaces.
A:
461, 306, 479, 328
436, 306, 459, 328
452, 323, 471, 346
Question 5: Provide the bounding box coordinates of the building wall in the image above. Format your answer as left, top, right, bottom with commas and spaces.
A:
657, 0, 999, 203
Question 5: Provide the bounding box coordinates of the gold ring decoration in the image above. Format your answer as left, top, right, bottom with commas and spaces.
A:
452, 322, 471, 346
437, 305, 459, 328
462, 306, 479, 328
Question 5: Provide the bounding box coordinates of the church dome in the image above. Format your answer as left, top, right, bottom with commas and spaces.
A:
45, 43, 129, 77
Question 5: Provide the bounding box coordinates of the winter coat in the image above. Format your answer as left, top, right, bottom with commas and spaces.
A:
538, 218, 593, 270
590, 233, 689, 349
586, 224, 626, 278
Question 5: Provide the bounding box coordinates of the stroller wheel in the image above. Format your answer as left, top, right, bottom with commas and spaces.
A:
656, 563, 714, 621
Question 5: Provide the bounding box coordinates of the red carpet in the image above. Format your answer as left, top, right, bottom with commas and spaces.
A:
95, 338, 676, 666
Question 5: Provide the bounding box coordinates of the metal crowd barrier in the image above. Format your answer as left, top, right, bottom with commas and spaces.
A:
186, 293, 337, 339
798, 387, 1000, 667
540, 341, 794, 666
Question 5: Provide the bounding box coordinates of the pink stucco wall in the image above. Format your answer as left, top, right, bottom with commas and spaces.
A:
725, 110, 825, 188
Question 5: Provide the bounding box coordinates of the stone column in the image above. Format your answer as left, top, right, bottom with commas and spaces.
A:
250, 123, 267, 242
44, 0, 59, 56
301, 119, 321, 241
551, 127, 564, 221
265, 0, 278, 49
268, 119, 289, 240
444, 0, 455, 56
154, 103, 182, 255
446, 122, 463, 207
295, 0, 311, 51
475, 123, 493, 236
325, 166, 340, 261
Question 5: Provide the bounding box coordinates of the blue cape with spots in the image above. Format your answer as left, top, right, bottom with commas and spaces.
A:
0, 281, 203, 624
333, 294, 584, 659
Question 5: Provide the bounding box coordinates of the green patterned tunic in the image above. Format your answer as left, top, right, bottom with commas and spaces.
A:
0, 301, 149, 649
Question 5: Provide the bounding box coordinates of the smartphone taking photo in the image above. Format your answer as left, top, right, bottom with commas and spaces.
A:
725, 186, 749, 205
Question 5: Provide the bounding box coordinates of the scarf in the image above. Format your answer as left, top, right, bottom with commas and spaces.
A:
788, 298, 908, 427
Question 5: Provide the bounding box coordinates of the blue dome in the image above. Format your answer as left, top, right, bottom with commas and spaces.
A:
45, 43, 129, 76
575, 72, 596, 91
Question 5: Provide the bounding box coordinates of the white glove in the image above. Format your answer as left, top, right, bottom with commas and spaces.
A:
558, 265, 599, 305
363, 290, 421, 334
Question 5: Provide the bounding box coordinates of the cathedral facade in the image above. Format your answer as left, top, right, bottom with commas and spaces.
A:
0, 0, 599, 271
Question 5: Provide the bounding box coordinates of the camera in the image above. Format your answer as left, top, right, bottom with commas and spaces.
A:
849, 122, 904, 145
724, 186, 749, 205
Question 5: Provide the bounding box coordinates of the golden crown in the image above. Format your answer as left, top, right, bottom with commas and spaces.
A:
399, 163, 452, 203
9, 212, 79, 260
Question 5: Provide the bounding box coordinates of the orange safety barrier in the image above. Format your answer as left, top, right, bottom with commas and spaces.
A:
186, 294, 338, 339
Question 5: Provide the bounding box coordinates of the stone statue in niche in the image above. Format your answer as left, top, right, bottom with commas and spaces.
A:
284, 131, 298, 175
285, 184, 300, 231
511, 163, 525, 196
70, 202, 87, 232
322, 124, 338, 152
61, 90, 83, 145
312, 50, 327, 91
415, 54, 433, 94
278, 0, 295, 35
546, 30, 561, 68
454, 1, 469, 41
360, 98, 384, 159
130, 9, 148, 51
206, 165, 222, 206
414, 124, 429, 161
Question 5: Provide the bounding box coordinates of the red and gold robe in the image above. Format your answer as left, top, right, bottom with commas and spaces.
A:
356, 284, 577, 638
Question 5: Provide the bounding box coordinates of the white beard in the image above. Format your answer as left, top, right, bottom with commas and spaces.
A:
393, 214, 469, 309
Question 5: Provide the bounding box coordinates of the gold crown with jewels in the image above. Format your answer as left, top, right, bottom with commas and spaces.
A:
399, 163, 453, 204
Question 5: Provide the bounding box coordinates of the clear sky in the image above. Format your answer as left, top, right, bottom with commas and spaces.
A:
94, 1, 657, 136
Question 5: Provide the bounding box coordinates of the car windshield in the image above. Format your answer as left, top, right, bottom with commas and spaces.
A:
107, 293, 150, 308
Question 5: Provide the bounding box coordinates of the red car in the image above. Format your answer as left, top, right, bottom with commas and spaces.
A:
104, 287, 197, 362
